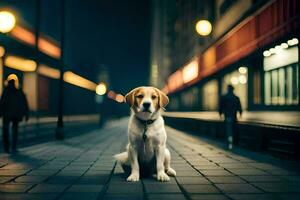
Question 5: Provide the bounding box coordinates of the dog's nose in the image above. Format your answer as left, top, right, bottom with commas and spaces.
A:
143, 102, 151, 109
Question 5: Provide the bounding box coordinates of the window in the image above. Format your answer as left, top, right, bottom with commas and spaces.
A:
263, 39, 299, 106
222, 67, 248, 110
202, 80, 218, 111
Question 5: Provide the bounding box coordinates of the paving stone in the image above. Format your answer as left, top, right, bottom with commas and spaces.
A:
218, 163, 254, 169
103, 194, 143, 200
182, 184, 219, 194
15, 175, 48, 183
46, 176, 79, 184
148, 193, 186, 200
176, 176, 210, 184
193, 165, 223, 170
59, 192, 99, 200
241, 175, 285, 182
200, 169, 233, 176
0, 194, 58, 200
0, 183, 34, 193
190, 194, 230, 200
253, 182, 300, 193
265, 169, 299, 175
27, 170, 58, 176
215, 183, 262, 194
143, 177, 178, 184
176, 170, 201, 176
106, 183, 143, 194
207, 176, 246, 183
67, 184, 103, 192
29, 184, 69, 193
228, 169, 269, 176
77, 175, 109, 184
0, 176, 14, 183
280, 175, 300, 182
229, 194, 282, 200
145, 184, 181, 193
0, 169, 28, 176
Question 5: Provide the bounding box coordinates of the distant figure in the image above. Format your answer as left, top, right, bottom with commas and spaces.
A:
0, 76, 29, 153
219, 85, 242, 150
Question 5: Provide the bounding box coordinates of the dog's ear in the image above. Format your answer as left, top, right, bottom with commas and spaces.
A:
125, 87, 139, 107
155, 88, 169, 109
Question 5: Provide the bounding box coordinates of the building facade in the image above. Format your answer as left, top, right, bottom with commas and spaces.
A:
150, 0, 300, 112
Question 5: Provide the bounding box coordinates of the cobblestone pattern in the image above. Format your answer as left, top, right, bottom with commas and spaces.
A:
0, 118, 299, 200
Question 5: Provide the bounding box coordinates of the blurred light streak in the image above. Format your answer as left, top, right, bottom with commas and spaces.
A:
287, 38, 298, 46
96, 82, 107, 95
38, 37, 61, 59
0, 46, 5, 57
168, 70, 183, 92
63, 71, 97, 91
38, 64, 60, 79
5, 55, 37, 72
107, 91, 116, 99
0, 11, 16, 33
238, 67, 247, 74
115, 94, 125, 103
182, 60, 198, 83
10, 25, 35, 46
195, 20, 212, 36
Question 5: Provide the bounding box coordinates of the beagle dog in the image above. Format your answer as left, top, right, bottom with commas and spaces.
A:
114, 86, 176, 182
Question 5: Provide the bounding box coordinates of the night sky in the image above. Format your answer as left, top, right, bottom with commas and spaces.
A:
64, 0, 151, 94
1, 0, 151, 94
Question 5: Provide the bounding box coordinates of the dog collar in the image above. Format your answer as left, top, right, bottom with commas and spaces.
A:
135, 117, 156, 142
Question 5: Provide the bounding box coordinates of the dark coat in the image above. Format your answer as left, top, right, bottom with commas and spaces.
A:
0, 85, 29, 121
219, 92, 242, 120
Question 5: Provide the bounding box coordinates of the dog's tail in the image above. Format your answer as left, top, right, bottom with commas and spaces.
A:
113, 152, 129, 164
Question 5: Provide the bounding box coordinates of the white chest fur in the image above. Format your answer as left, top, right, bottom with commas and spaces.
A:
128, 115, 166, 162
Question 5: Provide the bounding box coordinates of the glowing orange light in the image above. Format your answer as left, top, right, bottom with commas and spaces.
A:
161, 86, 169, 94
38, 64, 60, 79
168, 70, 183, 92
0, 46, 5, 57
0, 11, 16, 33
5, 55, 37, 72
96, 82, 107, 95
182, 60, 198, 83
195, 20, 212, 36
63, 71, 97, 91
115, 94, 125, 103
107, 91, 116, 99
38, 37, 61, 59
10, 25, 35, 46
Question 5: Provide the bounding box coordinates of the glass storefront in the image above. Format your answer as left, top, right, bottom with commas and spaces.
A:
263, 39, 299, 105
221, 66, 248, 110
202, 80, 218, 111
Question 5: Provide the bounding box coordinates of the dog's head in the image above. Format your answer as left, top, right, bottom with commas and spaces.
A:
125, 86, 169, 120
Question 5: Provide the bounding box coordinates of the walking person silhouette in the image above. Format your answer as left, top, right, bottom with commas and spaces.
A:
219, 85, 242, 150
0, 75, 29, 153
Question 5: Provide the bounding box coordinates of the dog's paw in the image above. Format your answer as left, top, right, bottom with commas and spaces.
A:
157, 171, 170, 182
127, 173, 140, 182
166, 168, 176, 177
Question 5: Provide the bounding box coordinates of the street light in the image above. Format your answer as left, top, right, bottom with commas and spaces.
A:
195, 20, 212, 36
96, 82, 107, 95
0, 11, 16, 33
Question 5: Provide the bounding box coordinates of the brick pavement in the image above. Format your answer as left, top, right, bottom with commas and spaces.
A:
0, 118, 299, 200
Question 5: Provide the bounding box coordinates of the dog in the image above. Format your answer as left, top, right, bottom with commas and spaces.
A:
114, 86, 176, 182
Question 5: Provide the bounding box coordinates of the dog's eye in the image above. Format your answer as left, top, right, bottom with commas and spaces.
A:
151, 95, 157, 99
136, 95, 144, 99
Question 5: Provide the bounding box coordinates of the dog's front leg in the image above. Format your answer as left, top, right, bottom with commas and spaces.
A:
156, 145, 170, 181
127, 144, 140, 182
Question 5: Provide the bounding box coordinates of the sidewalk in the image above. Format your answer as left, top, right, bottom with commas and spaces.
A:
0, 118, 300, 200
